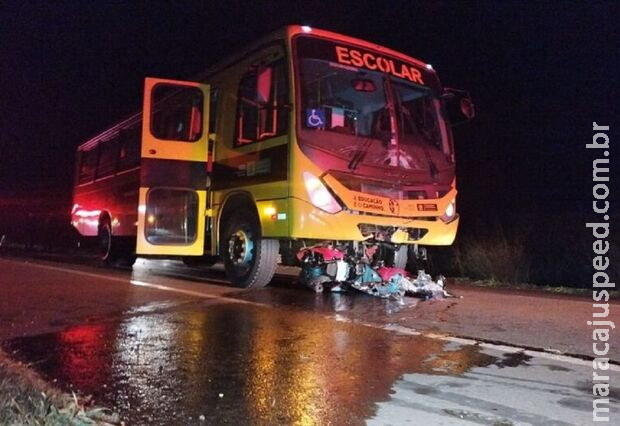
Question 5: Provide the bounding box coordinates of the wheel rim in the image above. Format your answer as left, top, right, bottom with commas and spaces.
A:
228, 229, 254, 268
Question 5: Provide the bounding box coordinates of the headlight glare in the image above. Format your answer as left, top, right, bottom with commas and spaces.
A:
440, 199, 456, 223
303, 172, 342, 213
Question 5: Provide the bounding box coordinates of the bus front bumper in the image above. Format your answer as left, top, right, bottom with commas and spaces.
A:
288, 198, 459, 246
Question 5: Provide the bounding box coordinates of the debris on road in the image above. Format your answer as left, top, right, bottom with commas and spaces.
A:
298, 244, 452, 301
350, 268, 450, 300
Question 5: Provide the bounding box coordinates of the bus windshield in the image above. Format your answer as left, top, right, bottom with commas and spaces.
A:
295, 36, 454, 183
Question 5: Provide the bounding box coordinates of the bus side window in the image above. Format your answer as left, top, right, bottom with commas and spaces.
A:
273, 60, 289, 135
96, 135, 119, 178
207, 88, 218, 174
235, 71, 258, 144
234, 59, 288, 146
209, 88, 218, 134
78, 147, 98, 184
118, 125, 141, 170
151, 84, 204, 142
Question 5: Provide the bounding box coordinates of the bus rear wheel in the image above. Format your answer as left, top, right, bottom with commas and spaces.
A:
98, 218, 136, 267
98, 218, 117, 265
221, 212, 278, 288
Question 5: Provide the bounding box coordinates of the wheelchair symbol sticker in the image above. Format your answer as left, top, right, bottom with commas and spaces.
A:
306, 108, 325, 128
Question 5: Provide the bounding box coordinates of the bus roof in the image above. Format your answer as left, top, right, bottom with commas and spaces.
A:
285, 25, 431, 70
78, 25, 435, 151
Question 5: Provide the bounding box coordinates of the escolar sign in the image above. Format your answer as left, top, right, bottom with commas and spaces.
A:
335, 46, 425, 85
295, 36, 432, 88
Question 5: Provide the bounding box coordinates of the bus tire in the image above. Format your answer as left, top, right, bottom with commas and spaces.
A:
98, 218, 117, 265
221, 212, 278, 288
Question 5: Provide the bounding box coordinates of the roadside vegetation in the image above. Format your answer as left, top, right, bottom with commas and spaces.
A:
0, 349, 119, 425
431, 211, 619, 289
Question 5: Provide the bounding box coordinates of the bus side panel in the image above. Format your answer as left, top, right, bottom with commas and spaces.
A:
210, 182, 290, 250
72, 168, 140, 237
207, 41, 291, 253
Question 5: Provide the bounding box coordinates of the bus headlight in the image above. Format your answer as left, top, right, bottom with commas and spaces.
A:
440, 199, 456, 223
303, 172, 342, 214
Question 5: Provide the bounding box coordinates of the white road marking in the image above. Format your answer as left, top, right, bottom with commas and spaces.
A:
2, 258, 268, 307
5, 259, 131, 284
333, 315, 620, 371
3, 258, 617, 370
128, 280, 268, 307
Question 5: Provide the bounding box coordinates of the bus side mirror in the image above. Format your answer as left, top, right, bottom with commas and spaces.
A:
257, 66, 272, 104
442, 88, 475, 126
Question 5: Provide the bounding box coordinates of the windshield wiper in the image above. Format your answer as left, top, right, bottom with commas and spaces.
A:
422, 144, 439, 181
383, 76, 402, 168
348, 137, 374, 171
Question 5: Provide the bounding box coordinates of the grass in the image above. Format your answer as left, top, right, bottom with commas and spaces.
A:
0, 349, 120, 425
454, 232, 531, 285
450, 276, 620, 298
430, 211, 620, 289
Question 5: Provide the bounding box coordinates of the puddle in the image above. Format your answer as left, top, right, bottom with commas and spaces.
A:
496, 351, 532, 368
3, 302, 499, 425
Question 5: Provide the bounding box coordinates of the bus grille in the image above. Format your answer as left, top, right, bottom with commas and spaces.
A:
357, 224, 429, 241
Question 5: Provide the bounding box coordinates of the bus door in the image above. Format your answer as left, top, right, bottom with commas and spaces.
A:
137, 78, 211, 256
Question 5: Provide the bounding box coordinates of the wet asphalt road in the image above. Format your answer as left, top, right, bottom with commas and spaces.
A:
0, 256, 619, 425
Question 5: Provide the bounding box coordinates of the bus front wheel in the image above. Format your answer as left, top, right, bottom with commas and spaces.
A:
221, 212, 278, 288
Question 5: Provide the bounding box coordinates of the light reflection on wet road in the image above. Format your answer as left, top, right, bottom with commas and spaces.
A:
5, 299, 493, 425
5, 297, 617, 425
1, 257, 619, 424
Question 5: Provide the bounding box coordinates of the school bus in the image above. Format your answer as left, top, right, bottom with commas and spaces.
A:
72, 25, 473, 289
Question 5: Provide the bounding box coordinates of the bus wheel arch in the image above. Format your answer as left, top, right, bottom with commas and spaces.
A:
218, 193, 278, 288
216, 191, 260, 252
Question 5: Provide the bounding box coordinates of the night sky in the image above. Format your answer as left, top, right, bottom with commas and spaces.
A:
1, 1, 617, 225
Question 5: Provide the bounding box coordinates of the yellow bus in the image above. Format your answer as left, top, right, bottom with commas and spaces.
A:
72, 25, 473, 290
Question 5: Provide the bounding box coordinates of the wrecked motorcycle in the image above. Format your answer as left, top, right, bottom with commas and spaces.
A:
296, 243, 451, 301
